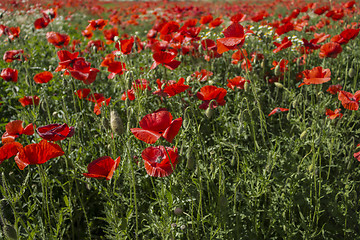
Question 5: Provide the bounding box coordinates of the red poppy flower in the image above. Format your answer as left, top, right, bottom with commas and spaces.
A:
200, 15, 213, 25
338, 90, 360, 110
271, 59, 289, 73
3, 49, 25, 62
159, 21, 180, 35
6, 27, 20, 40
115, 37, 134, 55
197, 85, 227, 110
231, 49, 248, 64
82, 29, 93, 39
151, 51, 181, 70
273, 37, 292, 53
103, 27, 118, 44
2, 120, 34, 144
227, 76, 250, 90
217, 22, 246, 54
251, 11, 269, 22
192, 69, 213, 82
87, 19, 108, 31
0, 142, 23, 164
131, 109, 182, 144
325, 109, 343, 119
313, 33, 331, 44
93, 97, 111, 115
19, 96, 40, 107
46, 32, 70, 48
319, 42, 342, 59
314, 6, 330, 15
14, 140, 64, 170
300, 66, 331, 86
1, 68, 18, 82
55, 50, 79, 72
268, 107, 289, 116
121, 89, 136, 101
275, 22, 294, 36
141, 146, 179, 177
326, 84, 342, 95
231, 13, 246, 23
86, 40, 105, 51
33, 71, 53, 84
209, 18, 223, 28
163, 78, 189, 97
83, 156, 120, 180
75, 88, 91, 99
37, 123, 74, 141
107, 61, 127, 79
34, 17, 50, 29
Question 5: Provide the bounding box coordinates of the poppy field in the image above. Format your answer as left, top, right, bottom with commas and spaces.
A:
1, 0, 360, 239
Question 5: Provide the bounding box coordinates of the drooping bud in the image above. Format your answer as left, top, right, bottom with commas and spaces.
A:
349, 68, 356, 78
274, 64, 281, 76
300, 130, 307, 139
244, 81, 249, 92
110, 111, 124, 135
274, 82, 283, 88
205, 106, 214, 119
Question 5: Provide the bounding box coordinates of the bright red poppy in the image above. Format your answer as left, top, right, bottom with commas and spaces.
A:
325, 109, 343, 119
19, 96, 40, 107
2, 120, 34, 144
131, 109, 182, 144
37, 123, 74, 142
197, 85, 227, 109
75, 88, 91, 99
3, 49, 25, 62
83, 156, 120, 180
0, 142, 23, 164
141, 146, 179, 177
103, 27, 118, 44
14, 140, 64, 170
209, 18, 223, 28
163, 78, 189, 97
150, 51, 181, 70
271, 59, 289, 73
87, 19, 108, 31
338, 90, 360, 110
34, 17, 50, 29
192, 69, 213, 82
46, 32, 70, 48
115, 37, 134, 55
301, 66, 331, 85
106, 61, 127, 79
217, 22, 246, 54
268, 107, 289, 116
200, 15, 213, 25
319, 42, 342, 59
1, 68, 18, 82
273, 37, 292, 53
326, 85, 342, 95
34, 71, 53, 84
227, 76, 250, 90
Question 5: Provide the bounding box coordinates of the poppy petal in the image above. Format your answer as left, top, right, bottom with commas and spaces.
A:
162, 118, 183, 143
0, 142, 23, 164
131, 128, 161, 144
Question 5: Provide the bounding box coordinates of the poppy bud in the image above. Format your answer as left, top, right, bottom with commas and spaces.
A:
125, 71, 133, 89
292, 100, 297, 108
3, 224, 17, 240
113, 36, 120, 42
260, 60, 265, 69
174, 207, 183, 215
274, 82, 283, 88
205, 106, 214, 118
186, 146, 195, 170
274, 64, 281, 76
286, 111, 291, 120
110, 111, 124, 135
186, 75, 192, 84
349, 68, 356, 78
296, 57, 301, 66
300, 130, 307, 139
244, 81, 249, 92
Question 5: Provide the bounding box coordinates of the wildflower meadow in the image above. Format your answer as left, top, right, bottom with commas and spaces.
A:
0, 0, 360, 239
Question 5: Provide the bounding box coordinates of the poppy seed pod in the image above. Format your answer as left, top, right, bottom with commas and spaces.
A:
274, 82, 283, 88
244, 81, 249, 92
110, 111, 124, 135
348, 68, 356, 78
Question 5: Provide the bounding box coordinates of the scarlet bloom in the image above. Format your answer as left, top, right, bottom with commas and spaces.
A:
14, 140, 64, 170
115, 37, 134, 55
217, 22, 247, 54
273, 37, 292, 53
3, 49, 25, 62
271, 59, 289, 73
34, 17, 50, 29
37, 123, 74, 141
151, 51, 181, 70
227, 76, 250, 90
141, 146, 179, 177
192, 69, 213, 82
197, 85, 227, 109
326, 84, 342, 95
1, 68, 18, 82
87, 19, 108, 31
338, 90, 360, 110
131, 109, 182, 144
0, 142, 23, 164
19, 96, 40, 107
200, 15, 213, 25
34, 71, 53, 84
46, 32, 70, 48
325, 109, 343, 119
209, 18, 223, 28
2, 120, 34, 144
107, 61, 127, 79
319, 42, 342, 59
83, 156, 120, 180
163, 78, 189, 97
301, 66, 331, 85
268, 108, 289, 116
74, 88, 91, 99
103, 27, 118, 44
